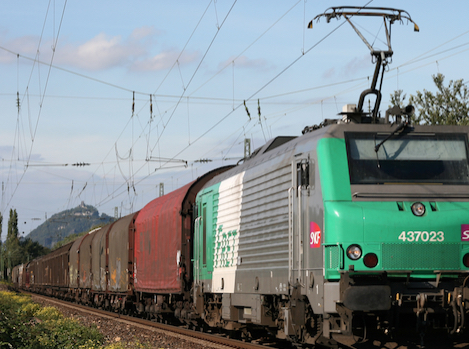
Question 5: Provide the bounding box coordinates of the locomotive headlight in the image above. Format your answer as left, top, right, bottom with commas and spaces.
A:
346, 244, 362, 260
411, 202, 426, 216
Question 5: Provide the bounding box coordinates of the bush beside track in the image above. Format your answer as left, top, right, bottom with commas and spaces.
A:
0, 286, 152, 349
0, 289, 103, 348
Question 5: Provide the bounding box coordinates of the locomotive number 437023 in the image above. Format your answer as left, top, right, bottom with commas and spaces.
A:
398, 231, 444, 242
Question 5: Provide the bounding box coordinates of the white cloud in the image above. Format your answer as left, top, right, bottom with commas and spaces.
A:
55, 32, 144, 71
130, 26, 159, 41
0, 26, 196, 72
0, 36, 42, 63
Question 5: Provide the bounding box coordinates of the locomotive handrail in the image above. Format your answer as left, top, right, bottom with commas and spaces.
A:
298, 185, 303, 284
352, 192, 469, 199
288, 185, 306, 286
288, 187, 294, 285
194, 216, 201, 286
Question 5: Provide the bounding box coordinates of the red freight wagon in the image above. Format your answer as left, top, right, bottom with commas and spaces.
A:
134, 167, 232, 295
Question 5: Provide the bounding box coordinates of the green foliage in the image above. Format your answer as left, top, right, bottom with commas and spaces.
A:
0, 291, 104, 349
408, 73, 469, 125
389, 89, 407, 109
19, 238, 50, 262
0, 291, 152, 349
2, 208, 50, 279
4, 209, 22, 275
53, 231, 89, 249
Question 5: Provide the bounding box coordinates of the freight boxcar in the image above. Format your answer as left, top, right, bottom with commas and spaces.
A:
91, 223, 113, 307
69, 228, 100, 303
37, 241, 74, 297
134, 166, 233, 319
106, 212, 139, 312
26, 256, 43, 293
12, 264, 23, 289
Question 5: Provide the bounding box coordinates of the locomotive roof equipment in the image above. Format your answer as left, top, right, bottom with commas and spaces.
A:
310, 7, 419, 124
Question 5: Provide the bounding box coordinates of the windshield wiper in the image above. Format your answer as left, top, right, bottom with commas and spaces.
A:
374, 121, 409, 153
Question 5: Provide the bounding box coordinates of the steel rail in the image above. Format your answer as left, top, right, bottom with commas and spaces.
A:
25, 291, 284, 349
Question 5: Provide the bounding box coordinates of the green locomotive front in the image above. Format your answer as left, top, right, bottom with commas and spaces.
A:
320, 123, 469, 340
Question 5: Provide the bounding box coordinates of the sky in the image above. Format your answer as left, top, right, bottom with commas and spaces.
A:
0, 0, 468, 240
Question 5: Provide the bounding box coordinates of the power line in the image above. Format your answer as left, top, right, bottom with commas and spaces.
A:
3, 0, 68, 216
149, 0, 238, 156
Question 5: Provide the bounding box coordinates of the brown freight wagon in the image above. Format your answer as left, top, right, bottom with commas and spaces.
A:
133, 167, 232, 318
24, 261, 31, 289
107, 212, 139, 293
104, 212, 139, 312
26, 256, 43, 293
12, 264, 23, 289
21, 262, 28, 289
37, 241, 74, 297
91, 224, 113, 293
69, 228, 100, 303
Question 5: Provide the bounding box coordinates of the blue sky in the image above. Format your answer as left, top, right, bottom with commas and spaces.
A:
0, 0, 468, 239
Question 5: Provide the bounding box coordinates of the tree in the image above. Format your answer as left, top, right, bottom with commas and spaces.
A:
19, 238, 49, 262
5, 209, 21, 278
1, 209, 50, 280
389, 89, 407, 109
408, 73, 469, 125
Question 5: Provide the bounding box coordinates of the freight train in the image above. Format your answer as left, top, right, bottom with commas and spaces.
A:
12, 6, 469, 348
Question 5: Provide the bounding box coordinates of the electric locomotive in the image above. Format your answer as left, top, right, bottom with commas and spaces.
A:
190, 7, 469, 347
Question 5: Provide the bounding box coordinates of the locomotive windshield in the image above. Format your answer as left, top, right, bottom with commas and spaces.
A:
345, 132, 469, 185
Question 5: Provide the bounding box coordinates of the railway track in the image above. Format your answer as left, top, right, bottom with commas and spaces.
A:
27, 292, 289, 349
23, 292, 469, 348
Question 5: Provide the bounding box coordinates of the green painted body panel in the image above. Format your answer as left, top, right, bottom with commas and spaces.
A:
194, 183, 220, 282
318, 134, 469, 280
317, 138, 352, 202
324, 201, 469, 279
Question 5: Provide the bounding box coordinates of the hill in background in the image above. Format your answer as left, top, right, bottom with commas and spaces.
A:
26, 202, 114, 248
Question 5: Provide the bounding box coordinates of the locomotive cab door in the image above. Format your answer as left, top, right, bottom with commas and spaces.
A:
289, 157, 312, 287
194, 191, 214, 291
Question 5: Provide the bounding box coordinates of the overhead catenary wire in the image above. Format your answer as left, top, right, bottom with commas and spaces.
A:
148, 0, 238, 157
73, 1, 227, 208
6, 1, 469, 226
3, 0, 68, 220
92, 12, 358, 208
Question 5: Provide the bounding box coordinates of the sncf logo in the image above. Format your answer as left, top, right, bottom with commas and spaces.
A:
310, 222, 321, 248
462, 224, 469, 241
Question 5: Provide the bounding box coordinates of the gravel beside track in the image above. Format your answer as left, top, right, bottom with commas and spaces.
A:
30, 294, 233, 349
